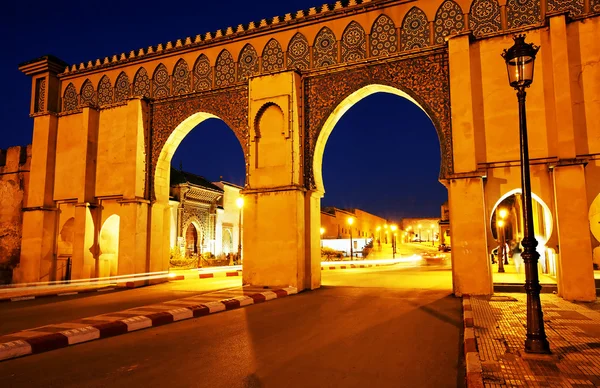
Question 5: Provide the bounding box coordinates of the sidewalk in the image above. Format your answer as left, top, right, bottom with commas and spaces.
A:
464, 293, 600, 387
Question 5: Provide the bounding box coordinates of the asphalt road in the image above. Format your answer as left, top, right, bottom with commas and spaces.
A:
0, 266, 464, 388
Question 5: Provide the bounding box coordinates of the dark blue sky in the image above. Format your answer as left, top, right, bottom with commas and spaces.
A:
2, 0, 446, 220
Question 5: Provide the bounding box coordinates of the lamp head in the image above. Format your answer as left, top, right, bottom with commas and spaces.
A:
236, 197, 244, 209
320, 227, 325, 235
347, 217, 354, 226
501, 34, 539, 89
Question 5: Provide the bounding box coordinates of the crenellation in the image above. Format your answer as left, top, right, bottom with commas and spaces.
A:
226, 26, 234, 35
119, 53, 126, 60
95, 59, 101, 66
259, 19, 268, 27
248, 22, 256, 30
184, 37, 192, 45
321, 4, 330, 13
284, 13, 292, 21
334, 1, 342, 9
78, 63, 85, 70
165, 41, 173, 50
296, 10, 305, 18
129, 51, 135, 59
349, 0, 357, 6
194, 35, 202, 43
175, 39, 183, 48
215, 29, 223, 38
272, 16, 280, 24
103, 57, 109, 65
236, 24, 244, 33
205, 32, 213, 40
87, 61, 93, 68
156, 43, 163, 52
138, 48, 145, 56
309, 7, 317, 15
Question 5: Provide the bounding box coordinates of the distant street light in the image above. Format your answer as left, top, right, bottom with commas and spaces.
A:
497, 219, 506, 273
418, 224, 422, 243
384, 224, 388, 244
502, 34, 549, 354
430, 224, 435, 246
320, 227, 325, 249
236, 197, 244, 265
376, 226, 381, 250
391, 224, 398, 258
348, 217, 355, 259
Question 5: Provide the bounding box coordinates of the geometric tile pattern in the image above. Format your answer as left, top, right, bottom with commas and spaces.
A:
114, 71, 130, 103
152, 64, 171, 99
593, 0, 600, 12
132, 67, 151, 98
471, 293, 600, 387
193, 54, 212, 92
341, 21, 366, 62
261, 39, 285, 72
62, 83, 78, 111
369, 14, 398, 57
547, 0, 585, 16
313, 27, 338, 68
98, 75, 113, 106
80, 79, 96, 106
237, 44, 259, 82
469, 0, 502, 37
287, 32, 310, 70
172, 59, 191, 95
434, 0, 465, 44
215, 49, 236, 88
506, 0, 541, 29
401, 7, 430, 51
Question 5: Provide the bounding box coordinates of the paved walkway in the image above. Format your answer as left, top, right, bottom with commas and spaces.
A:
465, 293, 600, 387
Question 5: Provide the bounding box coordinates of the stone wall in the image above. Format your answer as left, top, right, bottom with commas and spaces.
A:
0, 145, 31, 283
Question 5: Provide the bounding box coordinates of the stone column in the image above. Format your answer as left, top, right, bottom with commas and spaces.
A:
118, 199, 149, 276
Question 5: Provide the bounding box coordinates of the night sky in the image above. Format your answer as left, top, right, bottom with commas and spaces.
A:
2, 0, 447, 220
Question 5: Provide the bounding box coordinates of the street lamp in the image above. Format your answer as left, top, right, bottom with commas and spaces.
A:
236, 197, 244, 265
384, 224, 388, 244
418, 224, 422, 243
347, 217, 354, 259
497, 219, 506, 273
498, 208, 509, 265
320, 227, 325, 249
391, 224, 397, 258
407, 225, 412, 242
376, 226, 381, 250
502, 34, 549, 354
430, 224, 435, 246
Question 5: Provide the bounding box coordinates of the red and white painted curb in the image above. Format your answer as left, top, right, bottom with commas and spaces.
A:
0, 287, 297, 362
0, 286, 118, 303
168, 269, 242, 281
321, 263, 387, 270
463, 296, 484, 388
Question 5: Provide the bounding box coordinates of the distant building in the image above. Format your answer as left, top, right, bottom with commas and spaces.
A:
401, 217, 441, 243
320, 207, 387, 240
168, 167, 242, 259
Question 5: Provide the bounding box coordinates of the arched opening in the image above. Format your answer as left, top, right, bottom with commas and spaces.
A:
154, 111, 245, 269
314, 84, 450, 286
99, 214, 120, 278
57, 217, 75, 280
489, 189, 556, 282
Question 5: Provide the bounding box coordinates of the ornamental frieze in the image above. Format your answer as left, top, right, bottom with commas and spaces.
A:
303, 50, 452, 189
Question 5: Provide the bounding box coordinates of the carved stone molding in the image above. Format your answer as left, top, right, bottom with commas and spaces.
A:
303, 50, 452, 189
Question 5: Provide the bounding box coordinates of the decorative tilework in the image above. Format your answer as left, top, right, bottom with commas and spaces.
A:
401, 7, 430, 50
313, 27, 338, 68
592, 0, 600, 12
172, 59, 191, 95
98, 76, 113, 105
341, 21, 366, 62
507, 0, 541, 29
132, 68, 150, 98
63, 83, 78, 111
215, 50, 236, 88
114, 72, 130, 103
35, 78, 46, 113
152, 64, 170, 98
238, 44, 259, 82
193, 54, 212, 91
370, 14, 398, 57
80, 79, 96, 106
547, 0, 585, 16
287, 32, 310, 70
261, 39, 285, 72
434, 0, 465, 44
469, 0, 502, 37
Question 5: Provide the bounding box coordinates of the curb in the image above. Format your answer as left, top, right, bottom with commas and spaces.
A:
0, 287, 297, 362
463, 295, 484, 388
320, 263, 394, 270
0, 285, 119, 303
169, 269, 243, 280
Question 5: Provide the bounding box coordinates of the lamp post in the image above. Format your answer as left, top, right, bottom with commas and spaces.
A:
236, 197, 244, 265
502, 34, 549, 354
376, 226, 381, 250
384, 224, 388, 244
418, 224, 422, 243
407, 225, 412, 242
320, 227, 325, 249
347, 217, 354, 259
430, 224, 435, 246
391, 224, 397, 258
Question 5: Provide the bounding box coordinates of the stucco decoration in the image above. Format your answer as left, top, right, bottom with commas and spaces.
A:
592, 0, 600, 12
469, 0, 502, 37
287, 32, 310, 70
341, 21, 367, 62
262, 39, 285, 72
547, 0, 585, 16
434, 0, 465, 44
193, 54, 212, 92
36, 79, 46, 113
114, 72, 130, 103
313, 27, 338, 68
133, 67, 151, 98
401, 7, 430, 50
304, 51, 451, 188
238, 44, 259, 82
150, 87, 249, 198
152, 64, 171, 99
172, 59, 191, 95
80, 79, 96, 106
370, 14, 398, 57
63, 83, 78, 111
98, 76, 113, 106
506, 0, 541, 29
215, 50, 236, 88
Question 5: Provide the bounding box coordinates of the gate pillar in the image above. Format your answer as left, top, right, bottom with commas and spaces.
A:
243, 71, 319, 290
